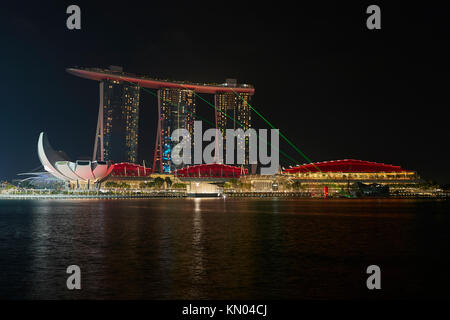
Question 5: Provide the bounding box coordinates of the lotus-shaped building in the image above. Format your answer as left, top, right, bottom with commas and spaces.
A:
37, 132, 114, 188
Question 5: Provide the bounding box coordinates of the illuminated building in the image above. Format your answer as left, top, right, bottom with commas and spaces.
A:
34, 131, 432, 197
67, 67, 255, 172
229, 159, 423, 195
37, 132, 114, 189
90, 67, 140, 164
215, 79, 252, 165
173, 163, 248, 197
109, 162, 151, 177
173, 163, 247, 179
282, 159, 422, 195
104, 163, 189, 190
283, 159, 419, 182
153, 88, 196, 173
103, 162, 153, 189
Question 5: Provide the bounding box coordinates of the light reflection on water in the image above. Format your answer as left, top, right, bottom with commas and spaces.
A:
190, 199, 204, 298
0, 198, 449, 299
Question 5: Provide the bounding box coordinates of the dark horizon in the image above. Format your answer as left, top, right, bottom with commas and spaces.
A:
1, 1, 449, 183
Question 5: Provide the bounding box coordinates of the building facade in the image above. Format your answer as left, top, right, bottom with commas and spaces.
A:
155, 88, 196, 173
67, 67, 255, 173
95, 79, 140, 164
283, 159, 422, 196
214, 79, 252, 165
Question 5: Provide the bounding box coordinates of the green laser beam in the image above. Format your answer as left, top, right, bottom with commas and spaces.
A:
177, 84, 302, 164
229, 88, 325, 175
119, 78, 299, 165
230, 88, 315, 164
116, 77, 350, 196
230, 89, 352, 195
132, 77, 300, 164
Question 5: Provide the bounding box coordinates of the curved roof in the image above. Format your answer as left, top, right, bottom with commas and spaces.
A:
174, 163, 247, 178
74, 161, 96, 180
37, 132, 114, 182
93, 162, 113, 179
110, 162, 151, 177
37, 132, 71, 181
55, 161, 82, 180
67, 68, 255, 95
284, 159, 413, 174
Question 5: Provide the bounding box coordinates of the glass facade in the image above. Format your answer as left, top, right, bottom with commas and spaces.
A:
159, 88, 196, 172
214, 91, 252, 164
102, 79, 140, 163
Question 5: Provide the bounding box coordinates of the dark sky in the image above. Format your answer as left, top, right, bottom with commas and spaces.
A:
1, 1, 449, 183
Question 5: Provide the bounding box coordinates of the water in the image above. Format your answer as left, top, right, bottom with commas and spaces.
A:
0, 198, 449, 299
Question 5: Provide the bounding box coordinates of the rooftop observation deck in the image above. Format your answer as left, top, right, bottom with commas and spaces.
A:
67, 67, 255, 95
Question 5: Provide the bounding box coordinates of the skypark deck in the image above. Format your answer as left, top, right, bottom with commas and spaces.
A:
67, 67, 255, 94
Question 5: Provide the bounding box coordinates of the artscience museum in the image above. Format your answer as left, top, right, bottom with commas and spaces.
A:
37, 132, 114, 189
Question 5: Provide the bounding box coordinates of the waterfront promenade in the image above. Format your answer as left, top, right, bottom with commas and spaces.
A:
1, 190, 448, 200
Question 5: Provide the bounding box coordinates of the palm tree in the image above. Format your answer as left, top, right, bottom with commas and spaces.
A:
153, 177, 164, 189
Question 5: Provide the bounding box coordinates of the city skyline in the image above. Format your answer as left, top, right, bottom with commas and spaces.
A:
1, 2, 449, 184
2, 1, 450, 306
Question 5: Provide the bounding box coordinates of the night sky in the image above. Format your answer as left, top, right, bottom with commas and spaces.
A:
1, 1, 449, 183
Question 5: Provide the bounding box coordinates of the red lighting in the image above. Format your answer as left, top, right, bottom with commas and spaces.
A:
174, 163, 247, 178
110, 162, 151, 177
67, 68, 255, 95
284, 159, 413, 174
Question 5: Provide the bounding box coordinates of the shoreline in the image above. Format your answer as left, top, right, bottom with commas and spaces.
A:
0, 192, 448, 200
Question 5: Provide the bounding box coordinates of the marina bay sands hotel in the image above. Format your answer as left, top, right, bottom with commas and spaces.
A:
67, 66, 255, 173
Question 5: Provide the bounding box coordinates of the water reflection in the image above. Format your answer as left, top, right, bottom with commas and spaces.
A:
30, 202, 52, 298
1, 198, 450, 299
190, 199, 204, 298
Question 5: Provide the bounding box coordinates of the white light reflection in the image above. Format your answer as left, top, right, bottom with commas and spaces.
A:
190, 198, 204, 298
